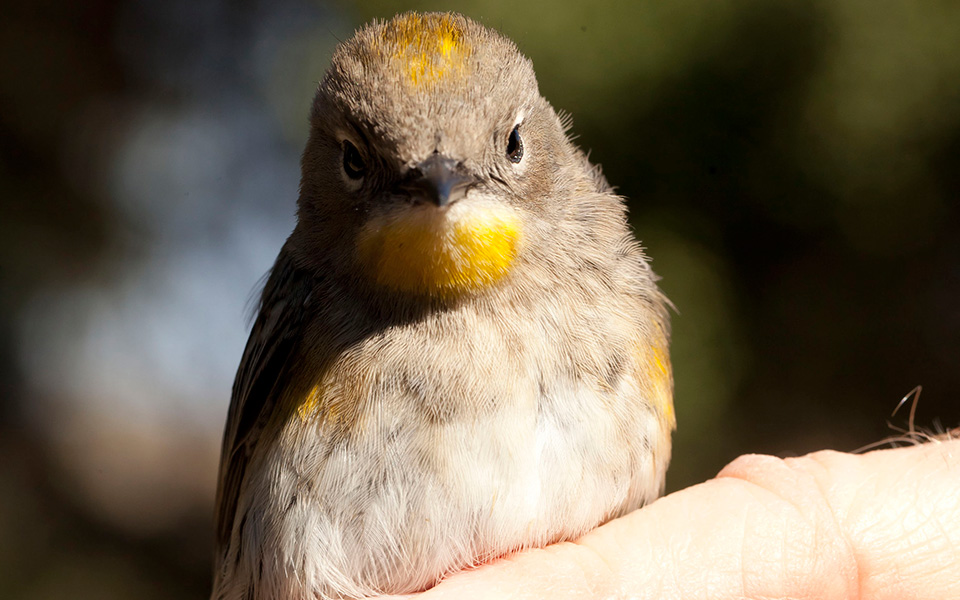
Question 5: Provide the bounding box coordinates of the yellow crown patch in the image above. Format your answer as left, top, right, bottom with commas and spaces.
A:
378, 13, 470, 86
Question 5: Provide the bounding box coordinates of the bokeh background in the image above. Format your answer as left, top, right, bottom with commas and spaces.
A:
2, 0, 959, 597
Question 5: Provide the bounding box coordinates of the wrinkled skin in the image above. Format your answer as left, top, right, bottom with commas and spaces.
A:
387, 439, 960, 600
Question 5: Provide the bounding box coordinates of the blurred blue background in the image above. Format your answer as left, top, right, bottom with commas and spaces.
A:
2, 1, 959, 597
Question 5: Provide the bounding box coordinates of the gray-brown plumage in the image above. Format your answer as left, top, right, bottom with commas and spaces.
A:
212, 12, 674, 600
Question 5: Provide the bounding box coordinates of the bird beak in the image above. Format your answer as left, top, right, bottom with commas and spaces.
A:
401, 154, 475, 207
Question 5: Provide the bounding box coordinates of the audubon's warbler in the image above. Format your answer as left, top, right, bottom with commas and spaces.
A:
212, 12, 674, 600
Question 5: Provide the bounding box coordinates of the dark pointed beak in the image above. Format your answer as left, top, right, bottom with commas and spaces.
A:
400, 155, 475, 207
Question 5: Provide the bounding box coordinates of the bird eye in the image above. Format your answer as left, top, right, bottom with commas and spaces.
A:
342, 140, 366, 180
506, 125, 523, 163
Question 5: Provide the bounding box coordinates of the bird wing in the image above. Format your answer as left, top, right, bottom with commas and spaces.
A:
214, 249, 312, 551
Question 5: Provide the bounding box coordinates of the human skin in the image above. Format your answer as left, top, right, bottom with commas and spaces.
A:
386, 439, 960, 599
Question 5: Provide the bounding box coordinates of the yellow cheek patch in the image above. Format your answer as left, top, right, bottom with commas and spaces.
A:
356, 201, 522, 296
378, 13, 469, 86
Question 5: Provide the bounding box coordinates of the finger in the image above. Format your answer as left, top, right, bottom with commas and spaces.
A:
385, 439, 960, 600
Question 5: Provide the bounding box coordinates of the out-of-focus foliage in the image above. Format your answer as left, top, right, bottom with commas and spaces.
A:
1, 0, 958, 598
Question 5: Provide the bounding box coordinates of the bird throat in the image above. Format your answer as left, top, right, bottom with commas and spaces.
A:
356, 200, 522, 297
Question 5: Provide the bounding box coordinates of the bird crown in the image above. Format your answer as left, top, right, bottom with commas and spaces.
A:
374, 13, 473, 88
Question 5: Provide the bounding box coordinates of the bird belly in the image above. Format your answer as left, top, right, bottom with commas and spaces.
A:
224, 369, 661, 600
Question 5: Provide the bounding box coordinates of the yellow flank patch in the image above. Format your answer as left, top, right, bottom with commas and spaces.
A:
356, 201, 522, 296
651, 344, 675, 429
297, 384, 324, 422
378, 13, 469, 86
297, 382, 361, 433
635, 338, 675, 431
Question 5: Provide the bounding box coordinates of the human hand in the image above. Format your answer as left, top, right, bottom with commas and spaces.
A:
387, 438, 960, 599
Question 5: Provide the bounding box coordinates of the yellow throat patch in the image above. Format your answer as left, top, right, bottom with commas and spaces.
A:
378, 13, 470, 87
356, 200, 522, 297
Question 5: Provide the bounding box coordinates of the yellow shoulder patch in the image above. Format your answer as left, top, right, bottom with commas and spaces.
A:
378, 13, 470, 86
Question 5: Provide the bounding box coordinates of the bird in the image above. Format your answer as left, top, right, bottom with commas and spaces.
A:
211, 11, 674, 600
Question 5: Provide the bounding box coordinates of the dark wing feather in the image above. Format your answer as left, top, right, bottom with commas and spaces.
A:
214, 250, 312, 550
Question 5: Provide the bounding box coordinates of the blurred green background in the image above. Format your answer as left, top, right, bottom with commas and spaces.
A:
2, 0, 959, 598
